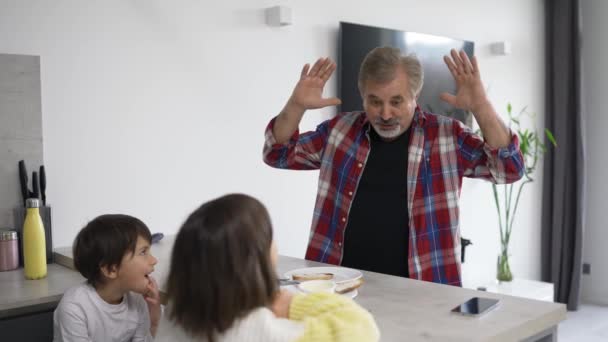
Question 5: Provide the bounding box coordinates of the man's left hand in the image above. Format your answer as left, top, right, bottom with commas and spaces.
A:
440, 49, 491, 113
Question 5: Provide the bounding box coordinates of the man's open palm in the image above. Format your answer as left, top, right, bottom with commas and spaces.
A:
440, 49, 489, 113
289, 57, 341, 111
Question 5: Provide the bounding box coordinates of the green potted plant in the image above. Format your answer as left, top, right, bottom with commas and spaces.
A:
494, 104, 557, 282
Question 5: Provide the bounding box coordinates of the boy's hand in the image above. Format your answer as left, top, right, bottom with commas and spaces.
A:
271, 289, 294, 318
144, 276, 161, 337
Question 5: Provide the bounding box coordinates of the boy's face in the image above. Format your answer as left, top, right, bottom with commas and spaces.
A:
116, 235, 158, 295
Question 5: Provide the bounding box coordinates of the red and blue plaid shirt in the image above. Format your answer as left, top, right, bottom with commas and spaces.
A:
263, 109, 524, 286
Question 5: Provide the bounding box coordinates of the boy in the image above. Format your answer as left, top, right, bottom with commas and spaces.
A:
54, 214, 161, 341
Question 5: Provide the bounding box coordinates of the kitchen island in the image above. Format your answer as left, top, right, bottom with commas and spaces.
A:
52, 235, 566, 342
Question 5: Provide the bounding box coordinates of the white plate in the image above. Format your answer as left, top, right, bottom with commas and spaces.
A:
281, 284, 358, 299
283, 266, 363, 284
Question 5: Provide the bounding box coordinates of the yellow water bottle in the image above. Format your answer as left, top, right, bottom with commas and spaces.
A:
23, 198, 47, 279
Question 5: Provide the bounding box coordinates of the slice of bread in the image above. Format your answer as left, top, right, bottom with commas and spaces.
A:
335, 277, 364, 294
291, 273, 334, 281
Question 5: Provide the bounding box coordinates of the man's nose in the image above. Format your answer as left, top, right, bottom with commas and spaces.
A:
380, 106, 392, 121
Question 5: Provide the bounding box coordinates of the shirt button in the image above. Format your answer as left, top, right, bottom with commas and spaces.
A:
348, 191, 353, 196
357, 163, 363, 168
342, 217, 346, 222
338, 242, 342, 247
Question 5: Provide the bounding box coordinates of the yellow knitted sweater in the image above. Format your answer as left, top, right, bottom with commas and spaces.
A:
289, 292, 380, 342
154, 292, 380, 342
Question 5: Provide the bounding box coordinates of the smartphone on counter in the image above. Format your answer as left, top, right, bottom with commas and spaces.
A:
451, 297, 500, 317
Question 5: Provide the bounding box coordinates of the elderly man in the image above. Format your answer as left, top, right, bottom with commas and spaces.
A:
263, 47, 523, 286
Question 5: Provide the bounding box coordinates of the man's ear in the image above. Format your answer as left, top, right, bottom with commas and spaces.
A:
100, 264, 119, 280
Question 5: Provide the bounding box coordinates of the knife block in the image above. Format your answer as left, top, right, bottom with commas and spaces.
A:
13, 206, 53, 266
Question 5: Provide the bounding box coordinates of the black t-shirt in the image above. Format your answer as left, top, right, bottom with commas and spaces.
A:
341, 126, 410, 278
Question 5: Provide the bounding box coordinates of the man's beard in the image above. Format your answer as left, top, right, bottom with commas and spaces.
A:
372, 119, 403, 139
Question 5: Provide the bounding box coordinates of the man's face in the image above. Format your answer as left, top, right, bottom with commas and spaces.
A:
362, 67, 417, 141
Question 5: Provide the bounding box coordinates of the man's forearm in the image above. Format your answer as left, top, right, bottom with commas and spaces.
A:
472, 101, 512, 149
272, 100, 306, 144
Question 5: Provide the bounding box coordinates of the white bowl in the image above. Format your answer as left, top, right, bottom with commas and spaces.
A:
297, 280, 336, 294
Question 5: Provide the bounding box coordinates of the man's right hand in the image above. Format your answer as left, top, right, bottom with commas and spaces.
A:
286, 57, 342, 114
272, 58, 341, 144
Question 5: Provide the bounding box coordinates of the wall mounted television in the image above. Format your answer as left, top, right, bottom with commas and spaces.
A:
338, 22, 475, 127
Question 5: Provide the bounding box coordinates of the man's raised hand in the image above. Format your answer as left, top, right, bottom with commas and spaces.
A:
287, 57, 342, 114
440, 49, 490, 113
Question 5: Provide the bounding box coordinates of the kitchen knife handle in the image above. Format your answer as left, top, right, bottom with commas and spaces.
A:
32, 171, 39, 199
39, 165, 46, 205
18, 160, 29, 206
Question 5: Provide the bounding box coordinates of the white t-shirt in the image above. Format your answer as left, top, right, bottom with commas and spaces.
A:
155, 307, 305, 342
53, 282, 153, 342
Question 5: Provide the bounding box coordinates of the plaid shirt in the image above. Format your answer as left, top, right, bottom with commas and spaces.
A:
263, 109, 524, 286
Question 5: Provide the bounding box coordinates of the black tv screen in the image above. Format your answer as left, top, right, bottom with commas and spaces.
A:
338, 22, 475, 127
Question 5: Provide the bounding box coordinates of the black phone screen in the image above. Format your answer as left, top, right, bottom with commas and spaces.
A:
451, 297, 500, 316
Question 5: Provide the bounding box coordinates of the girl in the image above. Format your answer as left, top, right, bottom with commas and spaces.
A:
155, 193, 379, 342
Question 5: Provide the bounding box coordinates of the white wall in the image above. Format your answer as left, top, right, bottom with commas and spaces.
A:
0, 0, 545, 286
582, 0, 608, 305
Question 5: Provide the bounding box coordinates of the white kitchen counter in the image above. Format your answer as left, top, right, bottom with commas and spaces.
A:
464, 278, 555, 303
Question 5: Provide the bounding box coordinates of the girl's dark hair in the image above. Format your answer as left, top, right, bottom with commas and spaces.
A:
165, 194, 278, 341
73, 214, 152, 286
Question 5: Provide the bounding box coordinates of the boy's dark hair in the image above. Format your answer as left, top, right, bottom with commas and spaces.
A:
166, 194, 277, 341
73, 214, 152, 286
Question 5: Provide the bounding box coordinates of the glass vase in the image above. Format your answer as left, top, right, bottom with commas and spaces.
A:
496, 248, 513, 282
